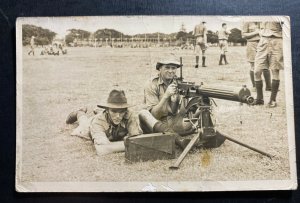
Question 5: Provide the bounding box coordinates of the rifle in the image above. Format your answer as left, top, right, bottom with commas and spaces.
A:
169, 57, 273, 169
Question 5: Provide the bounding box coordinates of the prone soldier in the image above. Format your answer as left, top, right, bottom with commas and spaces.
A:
66, 90, 143, 155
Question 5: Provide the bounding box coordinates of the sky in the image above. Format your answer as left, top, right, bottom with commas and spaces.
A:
19, 16, 265, 38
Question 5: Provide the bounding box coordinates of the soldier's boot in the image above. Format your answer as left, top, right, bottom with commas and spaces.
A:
263, 69, 272, 91
66, 107, 88, 124
268, 79, 280, 108
195, 55, 199, 68
252, 80, 264, 105
175, 135, 191, 150
219, 54, 223, 65
138, 109, 169, 133
202, 56, 207, 67
224, 55, 229, 65
250, 71, 256, 92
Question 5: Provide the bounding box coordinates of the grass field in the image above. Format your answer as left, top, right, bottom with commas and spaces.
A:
19, 46, 290, 183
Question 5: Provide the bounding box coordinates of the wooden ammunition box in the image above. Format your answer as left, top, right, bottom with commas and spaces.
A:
124, 132, 176, 162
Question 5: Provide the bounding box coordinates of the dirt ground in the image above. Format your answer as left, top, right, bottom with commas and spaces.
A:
19, 46, 290, 183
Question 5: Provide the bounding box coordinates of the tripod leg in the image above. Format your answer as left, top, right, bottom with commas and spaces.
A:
217, 131, 273, 159
169, 133, 200, 169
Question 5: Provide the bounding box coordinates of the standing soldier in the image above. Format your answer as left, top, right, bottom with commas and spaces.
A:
28, 36, 35, 56
252, 21, 283, 107
242, 22, 271, 92
217, 23, 231, 65
193, 21, 208, 68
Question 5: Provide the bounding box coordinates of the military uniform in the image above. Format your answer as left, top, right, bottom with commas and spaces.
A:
90, 110, 141, 142
242, 22, 272, 91
144, 75, 193, 135
242, 22, 261, 63
253, 22, 283, 107
218, 28, 230, 55
194, 23, 207, 52
193, 22, 208, 67
255, 22, 283, 71
28, 36, 35, 56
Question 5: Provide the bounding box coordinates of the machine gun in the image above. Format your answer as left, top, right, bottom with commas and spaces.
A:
169, 57, 273, 169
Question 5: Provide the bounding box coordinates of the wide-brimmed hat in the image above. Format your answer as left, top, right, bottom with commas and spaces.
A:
97, 90, 131, 109
156, 57, 181, 70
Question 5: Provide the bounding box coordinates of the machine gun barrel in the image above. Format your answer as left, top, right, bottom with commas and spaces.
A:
177, 81, 254, 105
198, 86, 254, 104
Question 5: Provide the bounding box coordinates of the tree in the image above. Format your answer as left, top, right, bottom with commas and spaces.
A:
65, 29, 91, 45
176, 31, 193, 43
228, 28, 247, 45
207, 30, 218, 44
22, 24, 56, 46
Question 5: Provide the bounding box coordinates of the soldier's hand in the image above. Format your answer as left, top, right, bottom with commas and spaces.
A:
164, 84, 178, 98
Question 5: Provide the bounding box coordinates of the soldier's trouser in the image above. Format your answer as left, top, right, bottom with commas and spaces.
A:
138, 109, 195, 136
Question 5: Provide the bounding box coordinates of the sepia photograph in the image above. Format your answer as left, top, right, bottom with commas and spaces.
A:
16, 16, 297, 192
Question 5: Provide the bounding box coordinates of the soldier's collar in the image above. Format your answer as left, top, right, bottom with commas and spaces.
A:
158, 74, 175, 86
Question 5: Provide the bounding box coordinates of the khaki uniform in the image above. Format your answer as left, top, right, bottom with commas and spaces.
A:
193, 24, 207, 52
255, 22, 283, 70
79, 110, 142, 142
218, 28, 231, 54
242, 22, 260, 64
144, 75, 193, 135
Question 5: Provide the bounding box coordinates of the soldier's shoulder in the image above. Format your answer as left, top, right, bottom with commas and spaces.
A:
92, 110, 108, 123
146, 75, 160, 85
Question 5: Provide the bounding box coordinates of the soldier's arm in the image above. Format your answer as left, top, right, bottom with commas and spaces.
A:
226, 29, 231, 35
203, 27, 208, 44
90, 116, 111, 145
90, 115, 125, 155
144, 82, 169, 120
242, 23, 259, 39
126, 111, 143, 136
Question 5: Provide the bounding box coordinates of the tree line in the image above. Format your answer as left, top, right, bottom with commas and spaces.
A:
22, 24, 246, 46
22, 24, 57, 46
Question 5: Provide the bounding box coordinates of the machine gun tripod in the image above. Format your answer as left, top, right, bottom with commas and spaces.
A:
169, 57, 273, 169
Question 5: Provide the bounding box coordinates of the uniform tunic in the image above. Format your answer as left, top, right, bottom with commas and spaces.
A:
89, 110, 142, 142
242, 22, 261, 63
218, 28, 231, 54
193, 23, 207, 52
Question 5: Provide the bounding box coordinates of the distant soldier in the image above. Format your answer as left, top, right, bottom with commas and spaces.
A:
217, 23, 231, 65
28, 36, 35, 56
252, 22, 283, 107
242, 22, 271, 92
193, 21, 208, 68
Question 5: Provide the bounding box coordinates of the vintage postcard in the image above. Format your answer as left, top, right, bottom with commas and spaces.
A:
16, 16, 297, 192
